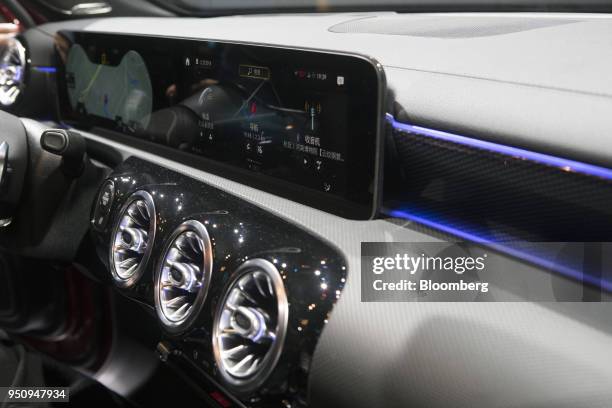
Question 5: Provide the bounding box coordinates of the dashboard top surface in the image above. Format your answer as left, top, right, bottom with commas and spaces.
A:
37, 12, 611, 96
38, 12, 612, 168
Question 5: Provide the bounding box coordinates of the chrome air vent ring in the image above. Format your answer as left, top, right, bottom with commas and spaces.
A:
109, 190, 156, 288
0, 38, 27, 107
155, 220, 213, 333
213, 259, 288, 392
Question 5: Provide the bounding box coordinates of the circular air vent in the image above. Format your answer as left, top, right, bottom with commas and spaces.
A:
0, 38, 27, 107
213, 259, 288, 391
109, 190, 156, 288
155, 220, 212, 332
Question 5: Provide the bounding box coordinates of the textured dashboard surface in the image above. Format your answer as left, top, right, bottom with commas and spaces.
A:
22, 118, 612, 408
37, 12, 612, 167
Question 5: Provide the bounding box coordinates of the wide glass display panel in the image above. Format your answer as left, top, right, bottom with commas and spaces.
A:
55, 31, 384, 219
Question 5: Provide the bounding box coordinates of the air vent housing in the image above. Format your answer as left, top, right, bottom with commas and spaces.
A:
155, 220, 212, 333
213, 259, 288, 392
0, 38, 27, 107
109, 190, 156, 288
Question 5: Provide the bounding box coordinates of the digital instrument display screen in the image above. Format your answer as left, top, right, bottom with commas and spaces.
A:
55, 31, 385, 219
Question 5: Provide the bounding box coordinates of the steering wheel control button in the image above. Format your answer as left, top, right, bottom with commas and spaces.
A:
41, 130, 68, 153
92, 180, 115, 230
40, 129, 87, 177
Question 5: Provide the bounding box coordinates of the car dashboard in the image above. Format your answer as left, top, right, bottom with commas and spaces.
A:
2, 11, 612, 408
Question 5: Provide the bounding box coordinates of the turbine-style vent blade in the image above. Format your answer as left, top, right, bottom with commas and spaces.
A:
155, 220, 212, 332
213, 259, 288, 391
110, 191, 156, 287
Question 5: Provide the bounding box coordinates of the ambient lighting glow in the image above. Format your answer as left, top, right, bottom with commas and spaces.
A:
387, 113, 612, 181
388, 207, 612, 292
386, 114, 612, 292
32, 66, 57, 74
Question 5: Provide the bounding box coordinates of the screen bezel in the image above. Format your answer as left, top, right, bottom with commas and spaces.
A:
54, 30, 386, 220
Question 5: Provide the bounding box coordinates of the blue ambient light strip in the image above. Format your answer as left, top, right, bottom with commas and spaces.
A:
386, 113, 612, 181
32, 66, 57, 74
387, 207, 611, 292
387, 114, 612, 291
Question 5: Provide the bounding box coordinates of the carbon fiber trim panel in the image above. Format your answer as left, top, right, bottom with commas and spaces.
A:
388, 122, 612, 242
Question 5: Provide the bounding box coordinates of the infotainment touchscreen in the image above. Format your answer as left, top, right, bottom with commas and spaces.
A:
55, 31, 385, 219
